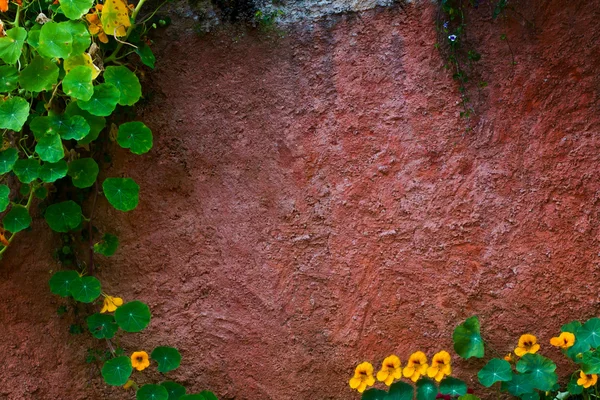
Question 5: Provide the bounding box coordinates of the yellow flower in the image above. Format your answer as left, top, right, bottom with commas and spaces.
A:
349, 362, 376, 393
426, 351, 452, 382
504, 353, 514, 362
514, 334, 540, 357
100, 295, 123, 313
550, 332, 575, 349
403, 351, 428, 382
577, 371, 598, 388
131, 351, 150, 371
376, 355, 402, 386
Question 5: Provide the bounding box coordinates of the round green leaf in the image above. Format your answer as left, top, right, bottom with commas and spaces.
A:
103, 177, 140, 212
49, 270, 80, 297
65, 101, 106, 144
104, 66, 142, 106
388, 381, 413, 400
360, 389, 387, 400
94, 233, 119, 256
36, 133, 64, 163
416, 378, 438, 400
78, 83, 120, 116
136, 44, 155, 69
580, 317, 600, 348
580, 351, 600, 374
27, 25, 41, 49
86, 313, 119, 339
60, 0, 94, 20
568, 375, 584, 395
63, 22, 91, 53
160, 382, 186, 400
515, 353, 557, 391
58, 115, 90, 140
151, 346, 182, 373
137, 384, 169, 400
0, 66, 19, 92
102, 356, 133, 386
117, 121, 153, 155
114, 300, 151, 332
0, 27, 27, 65
439, 377, 467, 397
38, 22, 73, 59
13, 158, 40, 183
501, 373, 534, 396
63, 65, 94, 101
453, 316, 484, 359
35, 186, 48, 199
44, 200, 82, 232
0, 96, 29, 131
19, 56, 59, 92
0, 148, 18, 174
69, 275, 101, 303
197, 392, 218, 400
40, 160, 68, 182
68, 158, 98, 188
477, 358, 512, 387
521, 393, 540, 400
3, 205, 31, 233
0, 184, 9, 213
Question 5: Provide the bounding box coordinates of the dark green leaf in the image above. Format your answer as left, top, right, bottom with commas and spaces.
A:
94, 233, 119, 256
361, 390, 387, 400
65, 101, 106, 144
387, 381, 413, 400
3, 205, 31, 233
580, 318, 600, 348
136, 43, 155, 68
501, 373, 534, 396
0, 148, 18, 174
104, 66, 142, 106
103, 177, 140, 211
478, 358, 513, 387
18, 56, 59, 92
44, 200, 82, 232
0, 184, 9, 212
13, 158, 40, 183
117, 121, 153, 155
49, 270, 80, 297
161, 382, 186, 400
515, 354, 557, 391
35, 133, 64, 163
580, 351, 600, 374
102, 356, 133, 386
567, 375, 583, 395
69, 275, 101, 303
137, 384, 169, 400
78, 83, 120, 116
416, 378, 437, 400
40, 160, 68, 182
0, 66, 19, 92
68, 158, 98, 188
453, 316, 484, 359
439, 377, 467, 397
151, 346, 182, 373
114, 300, 151, 332
87, 313, 119, 339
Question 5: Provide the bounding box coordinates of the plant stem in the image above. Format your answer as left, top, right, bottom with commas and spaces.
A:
13, 5, 21, 27
104, 0, 148, 63
0, 186, 36, 257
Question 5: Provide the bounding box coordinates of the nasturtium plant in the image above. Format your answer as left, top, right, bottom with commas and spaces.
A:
68, 158, 99, 188
453, 316, 484, 359
49, 270, 81, 297
94, 233, 119, 256
36, 133, 65, 163
0, 65, 19, 92
161, 382, 186, 399
39, 160, 69, 183
515, 354, 557, 391
0, 185, 10, 213
0, 27, 27, 64
501, 373, 534, 396
18, 55, 59, 92
87, 313, 119, 339
3, 205, 32, 233
38, 21, 73, 59
439, 377, 467, 397
44, 201, 82, 232
63, 66, 95, 101
104, 66, 142, 106
114, 300, 151, 332
69, 275, 101, 303
103, 177, 140, 211
477, 358, 512, 387
60, 0, 94, 20
415, 378, 437, 400
117, 121, 153, 155
151, 346, 182, 373
579, 317, 600, 348
137, 384, 169, 400
0, 97, 29, 131
13, 158, 40, 183
0, 148, 18, 174
78, 83, 121, 116
102, 356, 133, 386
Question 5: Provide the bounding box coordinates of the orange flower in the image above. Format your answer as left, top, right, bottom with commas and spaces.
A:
514, 334, 540, 357
403, 351, 428, 382
426, 351, 452, 382
376, 355, 402, 386
577, 371, 598, 388
550, 332, 575, 349
85, 6, 108, 43
349, 362, 376, 393
131, 351, 150, 371
0, 0, 8, 12
100, 295, 123, 313
504, 353, 514, 363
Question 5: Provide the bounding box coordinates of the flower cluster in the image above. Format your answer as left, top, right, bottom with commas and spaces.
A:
349, 351, 452, 393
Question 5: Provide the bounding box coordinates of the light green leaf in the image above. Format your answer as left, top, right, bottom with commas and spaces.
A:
0, 96, 29, 131
102, 356, 133, 386
94, 233, 119, 256
515, 353, 557, 391
63, 66, 94, 101
0, 27, 27, 65
136, 384, 169, 400
87, 313, 119, 339
27, 25, 41, 49
78, 83, 120, 116
0, 148, 18, 174
63, 22, 91, 53
38, 22, 73, 59
114, 300, 151, 332
40, 160, 68, 182
136, 44, 155, 68
439, 377, 467, 397
60, 0, 95, 20
151, 346, 182, 373
3, 205, 31, 233
117, 121, 153, 155
103, 177, 139, 211
44, 200, 82, 232
0, 184, 9, 212
69, 275, 101, 303
68, 158, 98, 188
160, 382, 186, 400
0, 66, 19, 92
416, 378, 437, 400
13, 158, 40, 183
104, 66, 142, 106
35, 133, 64, 163
49, 270, 80, 297
18, 56, 59, 92
453, 316, 484, 359
477, 358, 512, 387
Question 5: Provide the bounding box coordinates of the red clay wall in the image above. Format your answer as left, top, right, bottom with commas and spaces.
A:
2, 1, 600, 399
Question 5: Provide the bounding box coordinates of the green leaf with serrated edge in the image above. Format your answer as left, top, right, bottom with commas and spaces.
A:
387, 381, 413, 400
137, 384, 169, 400
102, 356, 133, 386
136, 43, 155, 68
360, 389, 387, 400
515, 354, 557, 391
63, 22, 91, 53
38, 22, 73, 59
0, 148, 18, 174
567, 375, 583, 395
78, 83, 120, 116
0, 66, 18, 92
18, 56, 59, 92
0, 27, 27, 64
453, 316, 484, 359
478, 358, 512, 387
160, 382, 186, 400
3, 205, 31, 233
40, 160, 68, 183
581, 351, 600, 374
151, 346, 182, 373
117, 121, 153, 154
86, 313, 119, 339
501, 373, 534, 396
60, 0, 94, 20
0, 185, 9, 213
103, 177, 140, 212
13, 158, 40, 183
439, 377, 467, 397
69, 275, 101, 303
579, 318, 600, 348
68, 158, 98, 188
36, 133, 64, 163
104, 66, 142, 106
416, 378, 437, 400
114, 300, 151, 332
44, 200, 82, 232
0, 97, 29, 131
63, 66, 94, 101
94, 233, 119, 256
65, 101, 106, 144
49, 270, 80, 297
